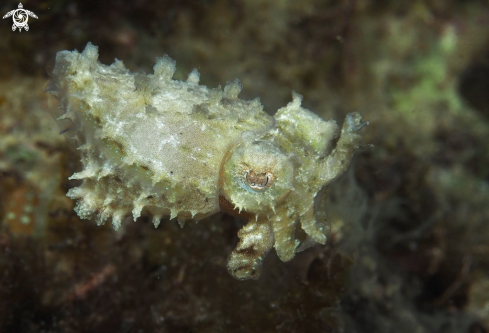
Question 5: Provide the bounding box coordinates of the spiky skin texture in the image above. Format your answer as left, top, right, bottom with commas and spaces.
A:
48, 43, 367, 280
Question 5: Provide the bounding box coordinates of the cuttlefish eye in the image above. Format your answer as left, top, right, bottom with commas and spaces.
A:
220, 140, 294, 213
244, 170, 273, 191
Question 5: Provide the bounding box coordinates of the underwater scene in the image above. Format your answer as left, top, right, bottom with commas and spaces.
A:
1, 0, 489, 332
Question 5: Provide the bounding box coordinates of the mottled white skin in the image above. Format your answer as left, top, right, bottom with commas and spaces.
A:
48, 43, 367, 280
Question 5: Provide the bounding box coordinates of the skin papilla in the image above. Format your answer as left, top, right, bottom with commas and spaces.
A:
48, 43, 367, 280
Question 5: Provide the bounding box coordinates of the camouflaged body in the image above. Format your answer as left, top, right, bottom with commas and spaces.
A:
48, 43, 366, 280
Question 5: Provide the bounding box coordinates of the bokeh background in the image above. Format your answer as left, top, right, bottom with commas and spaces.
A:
1, 0, 489, 332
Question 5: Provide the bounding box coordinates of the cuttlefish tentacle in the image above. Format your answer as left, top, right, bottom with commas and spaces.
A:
227, 218, 274, 280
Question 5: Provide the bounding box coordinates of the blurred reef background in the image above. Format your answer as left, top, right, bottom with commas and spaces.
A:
1, 0, 489, 332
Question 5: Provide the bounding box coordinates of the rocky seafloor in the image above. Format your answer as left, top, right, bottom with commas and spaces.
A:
1, 1, 489, 332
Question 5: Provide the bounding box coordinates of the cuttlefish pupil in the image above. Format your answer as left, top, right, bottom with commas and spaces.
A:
245, 170, 273, 191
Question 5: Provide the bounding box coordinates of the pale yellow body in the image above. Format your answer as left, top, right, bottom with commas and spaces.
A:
49, 43, 367, 280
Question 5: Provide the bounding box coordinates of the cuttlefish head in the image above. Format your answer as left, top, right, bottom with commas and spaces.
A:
220, 92, 368, 280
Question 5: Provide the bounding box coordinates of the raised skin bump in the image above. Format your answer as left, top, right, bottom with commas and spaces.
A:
48, 43, 367, 280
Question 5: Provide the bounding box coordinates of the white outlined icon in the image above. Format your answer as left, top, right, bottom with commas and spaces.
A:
3, 3, 38, 32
